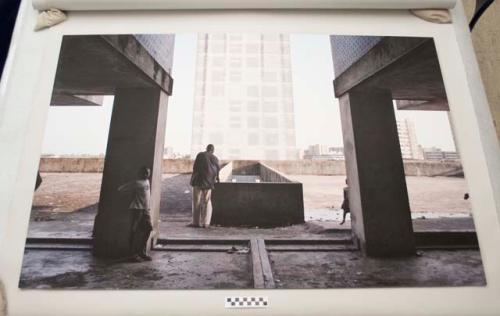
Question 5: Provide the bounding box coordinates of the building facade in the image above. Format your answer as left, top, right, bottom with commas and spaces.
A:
191, 33, 297, 160
397, 118, 424, 160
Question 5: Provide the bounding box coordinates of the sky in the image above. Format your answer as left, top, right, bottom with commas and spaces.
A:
41, 33, 456, 156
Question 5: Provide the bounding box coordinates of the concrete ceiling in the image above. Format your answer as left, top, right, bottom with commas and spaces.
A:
50, 35, 172, 106
334, 37, 449, 111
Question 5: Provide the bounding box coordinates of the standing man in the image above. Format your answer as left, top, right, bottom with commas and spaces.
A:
118, 166, 153, 262
340, 178, 350, 225
189, 144, 220, 228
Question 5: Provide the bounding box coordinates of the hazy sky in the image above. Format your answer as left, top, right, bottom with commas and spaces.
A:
41, 33, 456, 155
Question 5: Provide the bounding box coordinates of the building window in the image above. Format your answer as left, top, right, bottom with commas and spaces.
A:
229, 100, 242, 112
247, 85, 260, 97
263, 71, 278, 82
244, 70, 260, 82
248, 133, 260, 146
212, 57, 225, 67
262, 86, 278, 98
265, 133, 280, 146
211, 70, 225, 82
262, 34, 280, 42
229, 57, 242, 68
229, 44, 243, 54
246, 57, 259, 67
247, 101, 259, 112
229, 116, 241, 129
247, 116, 260, 128
263, 117, 278, 128
209, 43, 225, 54
229, 71, 242, 82
263, 55, 280, 68
211, 85, 225, 97
246, 43, 260, 54
210, 34, 225, 41
209, 131, 224, 144
229, 34, 243, 41
263, 101, 278, 112
263, 43, 280, 54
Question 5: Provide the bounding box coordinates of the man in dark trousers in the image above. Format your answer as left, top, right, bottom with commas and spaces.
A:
189, 144, 220, 228
118, 166, 153, 262
340, 178, 350, 225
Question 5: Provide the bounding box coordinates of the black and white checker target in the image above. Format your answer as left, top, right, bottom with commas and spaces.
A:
225, 296, 269, 308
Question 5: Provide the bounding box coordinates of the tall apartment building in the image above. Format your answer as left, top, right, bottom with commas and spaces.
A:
397, 118, 424, 160
191, 34, 297, 160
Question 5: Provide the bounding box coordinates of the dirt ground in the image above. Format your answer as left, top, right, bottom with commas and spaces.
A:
27, 172, 475, 239
32, 173, 472, 216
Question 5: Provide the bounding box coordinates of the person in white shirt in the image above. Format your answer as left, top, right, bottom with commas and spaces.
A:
118, 166, 153, 262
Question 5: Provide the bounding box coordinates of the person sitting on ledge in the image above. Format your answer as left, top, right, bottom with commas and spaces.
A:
118, 166, 153, 262
189, 144, 220, 228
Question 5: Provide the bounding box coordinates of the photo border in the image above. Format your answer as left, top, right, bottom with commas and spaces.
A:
1, 2, 500, 315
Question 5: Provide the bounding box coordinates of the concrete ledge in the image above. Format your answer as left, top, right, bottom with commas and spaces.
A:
212, 162, 304, 227
39, 157, 464, 177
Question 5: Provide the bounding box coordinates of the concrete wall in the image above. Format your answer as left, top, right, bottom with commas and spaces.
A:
39, 157, 463, 177
211, 182, 304, 227
211, 162, 304, 226
259, 163, 292, 183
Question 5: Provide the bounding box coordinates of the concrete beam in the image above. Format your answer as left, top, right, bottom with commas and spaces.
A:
51, 35, 173, 103
51, 94, 104, 106
396, 99, 450, 111
334, 37, 448, 105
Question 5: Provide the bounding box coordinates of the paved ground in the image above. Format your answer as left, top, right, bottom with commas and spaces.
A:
19, 246, 485, 289
20, 249, 252, 289
270, 249, 485, 288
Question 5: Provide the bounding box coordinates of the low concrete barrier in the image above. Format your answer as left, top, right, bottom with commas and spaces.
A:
212, 162, 304, 227
39, 157, 463, 177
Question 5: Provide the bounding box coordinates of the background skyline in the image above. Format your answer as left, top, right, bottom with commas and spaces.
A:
41, 33, 456, 156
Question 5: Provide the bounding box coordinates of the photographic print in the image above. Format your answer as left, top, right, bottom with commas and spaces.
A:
19, 33, 486, 290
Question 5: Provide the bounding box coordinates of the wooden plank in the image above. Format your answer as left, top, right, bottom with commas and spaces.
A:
153, 244, 249, 252
257, 239, 275, 289
250, 238, 265, 289
157, 238, 248, 245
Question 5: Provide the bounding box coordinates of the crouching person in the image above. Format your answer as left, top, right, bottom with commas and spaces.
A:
118, 166, 153, 262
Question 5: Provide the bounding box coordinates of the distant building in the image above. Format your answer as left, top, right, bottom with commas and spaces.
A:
191, 33, 297, 161
303, 145, 344, 160
397, 118, 424, 160
423, 147, 460, 161
163, 146, 174, 158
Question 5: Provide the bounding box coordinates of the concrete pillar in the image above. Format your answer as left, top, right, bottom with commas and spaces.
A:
93, 87, 168, 258
339, 88, 415, 257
